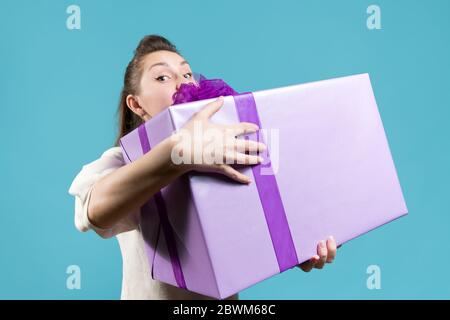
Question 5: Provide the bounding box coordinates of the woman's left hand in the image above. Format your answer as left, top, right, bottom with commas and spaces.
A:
297, 236, 338, 272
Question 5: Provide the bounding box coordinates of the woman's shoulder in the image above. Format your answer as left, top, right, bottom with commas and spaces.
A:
78, 146, 125, 174
91, 146, 125, 168
100, 146, 125, 161
68, 146, 125, 196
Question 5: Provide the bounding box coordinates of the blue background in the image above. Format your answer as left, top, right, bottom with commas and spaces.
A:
1, 0, 449, 299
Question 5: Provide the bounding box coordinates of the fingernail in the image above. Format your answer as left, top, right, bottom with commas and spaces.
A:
319, 240, 326, 248
328, 235, 335, 241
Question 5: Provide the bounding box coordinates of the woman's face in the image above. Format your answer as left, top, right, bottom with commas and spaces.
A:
127, 50, 196, 121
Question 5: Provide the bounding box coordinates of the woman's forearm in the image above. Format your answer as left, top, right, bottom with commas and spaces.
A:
88, 135, 184, 229
86, 96, 265, 230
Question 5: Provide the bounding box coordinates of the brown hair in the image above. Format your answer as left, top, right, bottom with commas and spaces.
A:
114, 35, 180, 146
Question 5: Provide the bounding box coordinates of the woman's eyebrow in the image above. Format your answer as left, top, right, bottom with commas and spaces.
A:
149, 60, 189, 71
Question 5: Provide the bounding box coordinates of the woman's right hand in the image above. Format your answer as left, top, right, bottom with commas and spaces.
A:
168, 96, 267, 184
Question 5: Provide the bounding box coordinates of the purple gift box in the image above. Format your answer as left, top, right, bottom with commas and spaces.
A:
119, 73, 408, 299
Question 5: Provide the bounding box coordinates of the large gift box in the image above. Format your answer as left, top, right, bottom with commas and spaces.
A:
119, 73, 408, 299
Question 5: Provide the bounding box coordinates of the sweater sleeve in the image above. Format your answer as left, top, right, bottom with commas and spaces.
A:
68, 147, 131, 239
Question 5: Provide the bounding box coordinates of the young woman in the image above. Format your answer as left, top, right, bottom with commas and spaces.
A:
68, 35, 337, 300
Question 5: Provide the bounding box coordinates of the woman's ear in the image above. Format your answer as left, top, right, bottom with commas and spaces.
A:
126, 94, 150, 120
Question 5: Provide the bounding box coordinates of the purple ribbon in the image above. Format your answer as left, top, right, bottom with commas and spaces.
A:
233, 93, 299, 272
138, 124, 187, 290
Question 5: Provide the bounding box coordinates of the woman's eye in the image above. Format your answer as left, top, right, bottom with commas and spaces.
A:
184, 72, 192, 79
156, 75, 170, 82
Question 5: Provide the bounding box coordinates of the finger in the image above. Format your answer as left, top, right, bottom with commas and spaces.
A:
232, 139, 267, 154
198, 96, 224, 119
298, 255, 320, 273
226, 122, 259, 137
224, 151, 263, 165
216, 164, 252, 184
326, 236, 337, 263
315, 240, 327, 269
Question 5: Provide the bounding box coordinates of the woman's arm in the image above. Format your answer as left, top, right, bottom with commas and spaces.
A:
88, 96, 265, 229
87, 136, 183, 229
